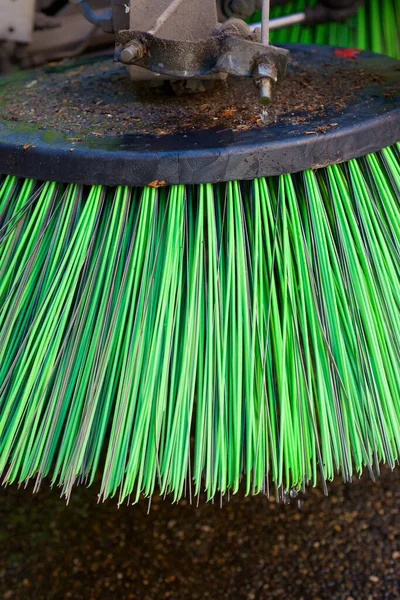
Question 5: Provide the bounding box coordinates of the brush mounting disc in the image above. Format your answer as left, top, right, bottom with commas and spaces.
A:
0, 44, 399, 187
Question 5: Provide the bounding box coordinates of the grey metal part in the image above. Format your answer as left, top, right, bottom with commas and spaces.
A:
116, 29, 289, 80
261, 0, 270, 44
250, 13, 306, 32
130, 0, 217, 41
218, 36, 288, 78
101, 0, 286, 103
62, 0, 286, 101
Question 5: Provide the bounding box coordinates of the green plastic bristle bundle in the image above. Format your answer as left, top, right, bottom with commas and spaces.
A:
266, 0, 400, 58
0, 0, 399, 504
0, 144, 399, 503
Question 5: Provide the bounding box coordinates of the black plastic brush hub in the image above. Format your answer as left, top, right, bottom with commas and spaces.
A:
0, 44, 399, 187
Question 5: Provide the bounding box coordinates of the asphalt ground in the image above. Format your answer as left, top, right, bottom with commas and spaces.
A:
0, 466, 399, 600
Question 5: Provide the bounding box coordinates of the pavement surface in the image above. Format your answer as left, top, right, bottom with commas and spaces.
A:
0, 467, 399, 600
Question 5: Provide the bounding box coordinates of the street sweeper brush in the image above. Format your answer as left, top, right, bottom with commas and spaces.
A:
0, 0, 399, 504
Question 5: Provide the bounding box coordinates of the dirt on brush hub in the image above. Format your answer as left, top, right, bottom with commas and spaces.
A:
0, 50, 387, 138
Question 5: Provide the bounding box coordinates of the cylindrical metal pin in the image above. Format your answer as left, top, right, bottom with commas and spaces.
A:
258, 79, 272, 105
259, 0, 272, 104
261, 0, 270, 45
120, 43, 144, 64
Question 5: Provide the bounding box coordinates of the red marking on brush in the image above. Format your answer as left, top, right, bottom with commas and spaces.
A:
334, 48, 361, 59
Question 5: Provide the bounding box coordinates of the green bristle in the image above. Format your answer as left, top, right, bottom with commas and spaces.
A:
0, 144, 399, 503
0, 0, 399, 503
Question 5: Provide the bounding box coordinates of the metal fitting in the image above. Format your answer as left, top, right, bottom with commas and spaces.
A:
253, 62, 278, 105
120, 42, 145, 64
258, 79, 273, 105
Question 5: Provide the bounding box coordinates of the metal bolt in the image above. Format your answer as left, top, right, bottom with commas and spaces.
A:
254, 62, 277, 105
258, 78, 272, 105
120, 43, 144, 65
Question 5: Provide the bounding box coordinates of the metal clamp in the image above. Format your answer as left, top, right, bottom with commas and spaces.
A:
116, 29, 288, 100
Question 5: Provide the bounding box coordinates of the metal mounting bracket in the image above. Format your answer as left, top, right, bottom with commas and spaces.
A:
115, 29, 288, 81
